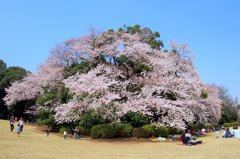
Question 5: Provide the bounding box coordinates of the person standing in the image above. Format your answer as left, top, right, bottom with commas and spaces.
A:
16, 124, 21, 137
19, 118, 24, 132
46, 129, 49, 137
73, 128, 77, 139
10, 117, 14, 132
64, 130, 67, 139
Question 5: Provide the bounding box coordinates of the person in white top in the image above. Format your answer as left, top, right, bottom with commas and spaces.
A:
216, 131, 221, 138
19, 118, 24, 132
232, 127, 240, 138
221, 128, 226, 137
231, 128, 234, 136
64, 131, 67, 139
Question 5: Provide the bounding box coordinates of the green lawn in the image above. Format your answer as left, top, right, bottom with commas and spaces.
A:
0, 119, 240, 159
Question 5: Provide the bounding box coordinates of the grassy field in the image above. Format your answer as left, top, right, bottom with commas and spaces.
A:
0, 120, 240, 159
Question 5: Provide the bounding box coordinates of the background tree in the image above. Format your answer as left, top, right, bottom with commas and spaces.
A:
218, 86, 239, 124
0, 60, 7, 71
0, 59, 7, 118
0, 59, 27, 119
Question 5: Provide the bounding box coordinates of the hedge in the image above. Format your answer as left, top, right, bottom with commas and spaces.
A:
90, 124, 116, 139
115, 123, 133, 138
132, 128, 149, 138
152, 125, 169, 138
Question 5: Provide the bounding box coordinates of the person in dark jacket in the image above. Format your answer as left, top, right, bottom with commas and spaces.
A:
224, 128, 232, 138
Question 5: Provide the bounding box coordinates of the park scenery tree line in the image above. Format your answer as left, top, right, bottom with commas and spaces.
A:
1, 25, 240, 139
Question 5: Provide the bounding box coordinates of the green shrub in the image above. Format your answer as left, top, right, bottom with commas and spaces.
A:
115, 123, 133, 138
224, 122, 239, 127
132, 128, 149, 138
223, 123, 231, 128
59, 126, 71, 134
121, 111, 150, 127
231, 122, 239, 127
90, 124, 117, 139
142, 124, 153, 137
167, 127, 180, 135
75, 126, 89, 135
206, 123, 220, 128
152, 125, 169, 137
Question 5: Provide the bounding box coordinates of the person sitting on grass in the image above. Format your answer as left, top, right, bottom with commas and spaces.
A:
224, 128, 232, 138
181, 132, 188, 145
232, 127, 240, 138
216, 130, 221, 138
181, 130, 202, 146
221, 128, 226, 137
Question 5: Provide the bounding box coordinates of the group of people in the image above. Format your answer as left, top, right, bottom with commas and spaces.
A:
72, 128, 80, 139
63, 128, 80, 140
181, 126, 240, 146
216, 127, 240, 138
9, 116, 24, 137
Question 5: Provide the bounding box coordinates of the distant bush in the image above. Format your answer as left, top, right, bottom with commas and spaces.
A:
115, 123, 133, 138
223, 122, 239, 128
90, 124, 116, 139
167, 127, 180, 135
206, 123, 220, 128
142, 124, 153, 137
75, 126, 89, 135
152, 125, 169, 138
132, 128, 149, 138
59, 126, 71, 134
141, 124, 173, 137
223, 123, 231, 128
231, 122, 239, 127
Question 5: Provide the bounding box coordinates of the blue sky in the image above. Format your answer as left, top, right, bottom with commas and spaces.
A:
0, 0, 239, 100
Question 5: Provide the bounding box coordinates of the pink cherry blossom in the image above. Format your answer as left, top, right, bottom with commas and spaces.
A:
4, 30, 222, 129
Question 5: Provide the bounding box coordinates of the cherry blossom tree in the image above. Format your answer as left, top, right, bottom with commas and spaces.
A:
54, 29, 222, 129
4, 26, 222, 129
